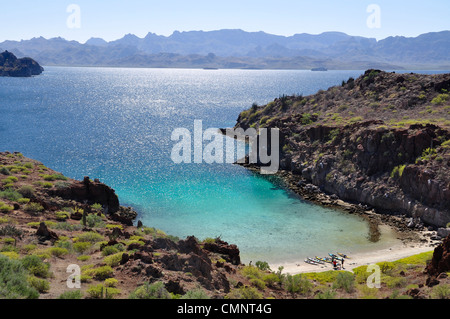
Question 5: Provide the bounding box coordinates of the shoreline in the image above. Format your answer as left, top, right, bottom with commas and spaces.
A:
271, 239, 435, 275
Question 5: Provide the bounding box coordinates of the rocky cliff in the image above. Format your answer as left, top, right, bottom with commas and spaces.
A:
0, 50, 43, 77
235, 70, 450, 227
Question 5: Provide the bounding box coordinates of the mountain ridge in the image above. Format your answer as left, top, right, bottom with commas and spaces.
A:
1, 29, 449, 69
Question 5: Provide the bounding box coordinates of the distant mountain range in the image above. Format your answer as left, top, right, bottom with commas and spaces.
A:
1, 29, 449, 70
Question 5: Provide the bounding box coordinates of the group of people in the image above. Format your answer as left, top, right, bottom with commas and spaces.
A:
332, 256, 344, 270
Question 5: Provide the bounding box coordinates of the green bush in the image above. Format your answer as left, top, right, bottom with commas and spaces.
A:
27, 276, 50, 293
86, 214, 105, 228
17, 185, 35, 198
226, 286, 263, 299
181, 288, 210, 299
0, 204, 14, 213
75, 231, 104, 244
129, 282, 172, 299
58, 290, 83, 299
23, 202, 44, 214
21, 255, 51, 278
0, 189, 23, 201
49, 247, 69, 258
0, 255, 39, 299
431, 284, 450, 299
73, 242, 92, 254
87, 283, 121, 299
103, 252, 124, 267
283, 274, 312, 295
332, 272, 355, 293
84, 265, 114, 280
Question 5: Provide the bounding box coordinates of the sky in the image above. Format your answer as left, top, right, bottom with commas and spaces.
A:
0, 0, 449, 43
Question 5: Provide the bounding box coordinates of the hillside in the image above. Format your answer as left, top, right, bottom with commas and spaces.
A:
1, 30, 449, 69
234, 70, 450, 227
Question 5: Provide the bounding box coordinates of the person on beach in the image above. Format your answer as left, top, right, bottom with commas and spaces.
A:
341, 258, 344, 269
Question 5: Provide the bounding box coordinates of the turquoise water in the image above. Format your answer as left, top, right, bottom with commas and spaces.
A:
1, 67, 405, 264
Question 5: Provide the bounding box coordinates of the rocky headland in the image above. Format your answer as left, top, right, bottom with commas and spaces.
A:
234, 70, 450, 232
0, 50, 43, 77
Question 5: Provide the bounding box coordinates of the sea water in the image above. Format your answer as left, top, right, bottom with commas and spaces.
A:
0, 67, 417, 264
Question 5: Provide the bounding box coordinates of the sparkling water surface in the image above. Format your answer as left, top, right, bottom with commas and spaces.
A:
1, 67, 408, 264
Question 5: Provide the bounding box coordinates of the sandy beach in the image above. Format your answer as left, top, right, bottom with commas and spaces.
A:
270, 240, 435, 275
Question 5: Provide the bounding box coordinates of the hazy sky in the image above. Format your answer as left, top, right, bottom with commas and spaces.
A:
1, 0, 449, 42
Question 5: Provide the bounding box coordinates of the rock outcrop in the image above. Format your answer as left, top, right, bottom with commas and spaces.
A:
50, 176, 120, 213
0, 50, 43, 77
426, 234, 450, 278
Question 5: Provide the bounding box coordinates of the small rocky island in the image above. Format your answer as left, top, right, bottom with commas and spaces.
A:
0, 50, 44, 77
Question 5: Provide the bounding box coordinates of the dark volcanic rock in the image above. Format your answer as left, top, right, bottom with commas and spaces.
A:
36, 222, 58, 242
426, 234, 450, 277
50, 176, 120, 213
0, 50, 43, 77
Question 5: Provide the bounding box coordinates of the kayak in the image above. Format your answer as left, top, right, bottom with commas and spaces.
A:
337, 252, 349, 258
309, 257, 324, 264
315, 256, 333, 263
305, 259, 320, 265
329, 253, 344, 262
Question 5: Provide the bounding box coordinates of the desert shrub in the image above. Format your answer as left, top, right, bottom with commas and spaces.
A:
332, 272, 355, 293
283, 274, 312, 295
87, 283, 120, 299
431, 93, 449, 105
40, 174, 68, 181
21, 255, 51, 278
49, 247, 69, 258
0, 167, 11, 175
0, 225, 23, 237
23, 202, 44, 214
104, 278, 118, 288
226, 286, 263, 299
77, 255, 91, 262
181, 288, 210, 299
84, 265, 113, 280
73, 242, 92, 254
129, 281, 172, 299
17, 185, 35, 198
27, 276, 50, 293
0, 204, 14, 213
431, 284, 450, 299
58, 290, 83, 299
101, 244, 124, 256
103, 252, 124, 267
75, 231, 104, 243
86, 214, 105, 228
0, 255, 39, 299
391, 165, 406, 179
315, 288, 337, 299
106, 224, 123, 230
55, 211, 70, 221
255, 261, 271, 271
241, 265, 264, 280
250, 278, 266, 290
17, 198, 30, 204
0, 189, 23, 201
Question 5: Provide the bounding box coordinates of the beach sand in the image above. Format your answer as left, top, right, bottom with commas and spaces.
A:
270, 240, 435, 275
